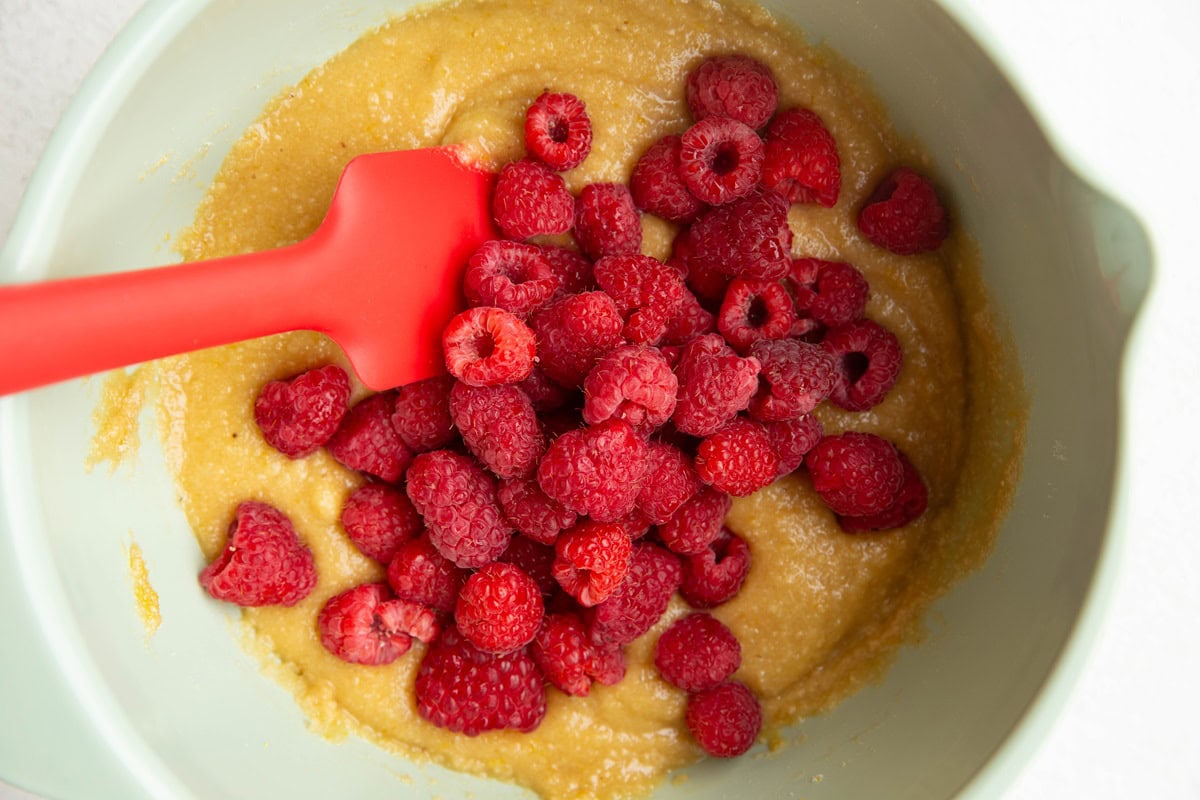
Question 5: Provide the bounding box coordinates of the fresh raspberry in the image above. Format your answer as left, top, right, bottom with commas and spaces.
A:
586, 542, 682, 647
533, 612, 626, 696
491, 159, 574, 240
593, 254, 687, 345
497, 477, 577, 545
805, 432, 905, 517
685, 54, 779, 130
531, 291, 624, 388
857, 167, 949, 255
443, 306, 537, 387
788, 258, 868, 329
327, 392, 413, 483
582, 344, 679, 435
199, 501, 317, 607
386, 534, 468, 615
636, 441, 702, 524
448, 381, 544, 480
654, 612, 741, 692
821, 318, 903, 411
517, 364, 574, 413
685, 681, 762, 758
552, 519, 634, 607
536, 418, 648, 522
657, 486, 732, 556
688, 187, 793, 280
679, 117, 764, 206
405, 450, 514, 568
611, 508, 654, 540
763, 414, 823, 476
498, 534, 559, 596
539, 244, 594, 295
455, 561, 545, 655
318, 582, 439, 666
672, 333, 761, 437
254, 365, 351, 458
463, 239, 558, 317
716, 278, 797, 354
662, 287, 717, 346
679, 528, 751, 609
838, 451, 928, 532
761, 107, 841, 207
524, 91, 593, 171
391, 375, 457, 453
574, 182, 642, 260
415, 625, 547, 735
630, 134, 706, 223
670, 226, 729, 308
341, 482, 423, 564
748, 338, 837, 422
695, 417, 779, 497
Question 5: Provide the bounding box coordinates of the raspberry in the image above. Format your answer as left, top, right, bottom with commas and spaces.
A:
327, 392, 414, 483
636, 441, 702, 525
716, 278, 797, 354
199, 501, 317, 607
405, 450, 514, 568
415, 625, 547, 735
341, 482, 423, 564
662, 288, 717, 346
593, 254, 687, 345
539, 244, 594, 296
449, 381, 544, 480
671, 226, 729, 308
391, 375, 457, 453
533, 612, 626, 696
582, 345, 679, 435
838, 451, 928, 532
586, 542, 682, 647
531, 291, 625, 388
857, 167, 949, 255
517, 364, 574, 413
498, 534, 559, 596
657, 486, 732, 555
497, 477, 577, 545
763, 414, 823, 476
685, 681, 762, 758
630, 134, 706, 223
254, 365, 351, 458
761, 107, 841, 207
821, 318, 903, 411
805, 432, 905, 517
654, 612, 741, 692
788, 258, 869, 329
680, 528, 751, 609
463, 239, 558, 317
574, 182, 642, 260
685, 54, 779, 130
611, 508, 654, 540
536, 418, 648, 522
491, 159, 574, 240
695, 417, 779, 497
688, 187, 792, 280
672, 333, 761, 437
678, 117, 764, 205
525, 91, 593, 171
318, 582, 439, 666
553, 519, 634, 607
455, 562, 545, 655
443, 306, 537, 388
748, 338, 837, 422
386, 534, 468, 615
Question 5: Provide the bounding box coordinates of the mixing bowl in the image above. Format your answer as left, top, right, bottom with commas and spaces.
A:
0, 0, 1153, 798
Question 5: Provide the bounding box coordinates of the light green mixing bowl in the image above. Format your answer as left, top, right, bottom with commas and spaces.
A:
0, 0, 1151, 798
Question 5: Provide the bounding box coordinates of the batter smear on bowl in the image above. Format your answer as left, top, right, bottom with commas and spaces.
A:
92, 0, 1027, 798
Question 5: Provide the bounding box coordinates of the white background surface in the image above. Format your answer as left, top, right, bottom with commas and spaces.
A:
2, 1, 1199, 799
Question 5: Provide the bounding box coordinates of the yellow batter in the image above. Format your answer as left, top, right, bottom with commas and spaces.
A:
92, 1, 1027, 798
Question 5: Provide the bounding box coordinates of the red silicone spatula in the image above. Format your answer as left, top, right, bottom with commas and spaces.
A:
0, 147, 496, 395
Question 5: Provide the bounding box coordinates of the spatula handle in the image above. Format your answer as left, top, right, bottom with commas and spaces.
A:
0, 242, 321, 395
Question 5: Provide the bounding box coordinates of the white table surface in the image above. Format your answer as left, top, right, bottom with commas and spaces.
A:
2, 1, 1199, 799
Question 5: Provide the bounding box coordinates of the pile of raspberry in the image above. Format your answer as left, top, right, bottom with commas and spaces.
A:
199, 54, 947, 762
